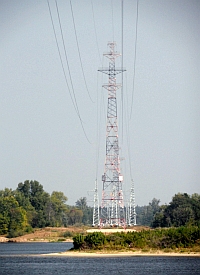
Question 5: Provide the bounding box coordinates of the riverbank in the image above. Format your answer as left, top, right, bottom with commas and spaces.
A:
42, 250, 200, 257
0, 227, 79, 243
0, 226, 146, 242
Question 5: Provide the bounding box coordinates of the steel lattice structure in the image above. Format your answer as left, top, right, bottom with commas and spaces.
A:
98, 42, 126, 226
128, 179, 137, 225
92, 180, 100, 226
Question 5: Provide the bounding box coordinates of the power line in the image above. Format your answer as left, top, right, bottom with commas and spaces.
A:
111, 0, 115, 42
69, 0, 94, 103
95, 71, 99, 180
47, 0, 78, 116
95, 56, 106, 180
47, 0, 91, 144
91, 0, 102, 64
130, 0, 139, 119
125, 73, 133, 180
55, 0, 80, 116
121, 0, 124, 143
55, 0, 91, 144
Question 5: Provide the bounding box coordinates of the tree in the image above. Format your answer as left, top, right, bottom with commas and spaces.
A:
191, 193, 200, 225
75, 197, 87, 210
0, 188, 15, 197
0, 192, 28, 236
47, 191, 68, 227
136, 198, 161, 226
17, 181, 31, 198
152, 193, 199, 228
75, 197, 93, 225
68, 209, 83, 225
30, 181, 49, 212
16, 180, 50, 228
149, 198, 160, 214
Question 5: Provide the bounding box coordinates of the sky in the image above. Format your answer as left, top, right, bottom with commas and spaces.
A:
1, 0, 200, 206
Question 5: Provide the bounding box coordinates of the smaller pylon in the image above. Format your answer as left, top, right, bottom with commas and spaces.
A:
128, 179, 137, 226
92, 180, 99, 226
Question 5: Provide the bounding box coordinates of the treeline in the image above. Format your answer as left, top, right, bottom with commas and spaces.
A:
0, 180, 92, 237
1, 180, 200, 238
73, 226, 200, 251
136, 193, 200, 228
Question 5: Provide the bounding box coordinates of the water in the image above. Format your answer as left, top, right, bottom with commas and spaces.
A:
0, 243, 200, 275
0, 242, 73, 255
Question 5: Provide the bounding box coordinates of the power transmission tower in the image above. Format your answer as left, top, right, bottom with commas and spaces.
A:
98, 42, 126, 226
128, 179, 137, 226
92, 180, 99, 226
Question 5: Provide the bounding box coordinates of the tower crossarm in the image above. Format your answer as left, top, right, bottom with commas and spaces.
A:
98, 68, 126, 75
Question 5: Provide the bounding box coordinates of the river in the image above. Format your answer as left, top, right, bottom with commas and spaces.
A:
0, 242, 199, 275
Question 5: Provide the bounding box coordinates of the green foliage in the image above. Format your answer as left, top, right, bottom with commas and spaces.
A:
136, 193, 200, 228
85, 232, 106, 248
0, 193, 28, 236
1, 181, 200, 240
75, 197, 87, 210
0, 181, 93, 233
73, 234, 85, 249
73, 232, 106, 250
152, 193, 200, 228
68, 208, 83, 225
0, 181, 71, 235
46, 191, 68, 227
136, 198, 161, 226
73, 226, 200, 251
75, 197, 93, 225
0, 214, 9, 234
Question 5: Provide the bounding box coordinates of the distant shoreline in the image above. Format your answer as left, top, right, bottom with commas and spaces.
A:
0, 237, 73, 243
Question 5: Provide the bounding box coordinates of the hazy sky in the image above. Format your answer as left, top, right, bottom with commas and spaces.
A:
1, 0, 200, 206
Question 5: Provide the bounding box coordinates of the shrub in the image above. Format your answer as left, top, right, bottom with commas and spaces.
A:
72, 226, 200, 251
73, 234, 85, 249
85, 232, 106, 248
7, 229, 24, 238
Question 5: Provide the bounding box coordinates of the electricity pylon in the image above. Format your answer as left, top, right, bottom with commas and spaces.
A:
128, 179, 137, 226
98, 42, 126, 226
92, 180, 99, 226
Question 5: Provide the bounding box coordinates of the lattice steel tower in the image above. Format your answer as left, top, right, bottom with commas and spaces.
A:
92, 180, 99, 226
128, 179, 137, 225
98, 42, 126, 226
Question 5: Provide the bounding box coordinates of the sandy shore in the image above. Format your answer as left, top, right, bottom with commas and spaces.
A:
41, 250, 200, 257
86, 228, 136, 233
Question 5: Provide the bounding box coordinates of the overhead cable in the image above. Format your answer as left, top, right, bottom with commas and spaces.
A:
70, 0, 94, 103
91, 0, 102, 64
111, 0, 115, 42
95, 71, 100, 180
47, 0, 78, 116
55, 0, 91, 143
121, 0, 124, 143
96, 56, 105, 180
47, 0, 91, 144
55, 0, 81, 117
125, 74, 133, 180
130, 0, 139, 119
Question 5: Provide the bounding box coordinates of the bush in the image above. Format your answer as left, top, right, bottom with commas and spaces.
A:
85, 232, 106, 248
73, 234, 85, 249
25, 226, 34, 233
7, 229, 24, 238
72, 226, 200, 251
